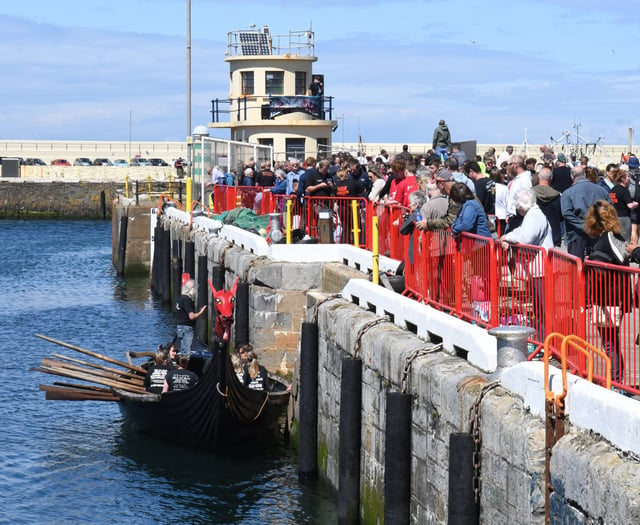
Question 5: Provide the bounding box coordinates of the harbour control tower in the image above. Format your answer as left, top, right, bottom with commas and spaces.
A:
208, 25, 336, 161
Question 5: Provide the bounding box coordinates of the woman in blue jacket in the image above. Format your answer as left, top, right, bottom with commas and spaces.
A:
449, 183, 492, 237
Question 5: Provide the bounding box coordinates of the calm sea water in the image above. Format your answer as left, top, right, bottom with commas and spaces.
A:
0, 220, 336, 524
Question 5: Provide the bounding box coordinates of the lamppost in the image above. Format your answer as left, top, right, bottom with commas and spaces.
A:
340, 113, 346, 150
186, 0, 192, 179
129, 109, 132, 162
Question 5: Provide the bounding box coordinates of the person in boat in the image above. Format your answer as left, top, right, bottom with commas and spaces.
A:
162, 355, 198, 392
237, 343, 252, 366
175, 279, 207, 354
231, 353, 245, 383
144, 346, 172, 394
243, 350, 269, 391
166, 337, 178, 366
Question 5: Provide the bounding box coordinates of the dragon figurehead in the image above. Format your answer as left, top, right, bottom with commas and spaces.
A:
207, 277, 238, 342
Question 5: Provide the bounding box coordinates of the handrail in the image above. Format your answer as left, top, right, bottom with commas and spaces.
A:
156, 193, 183, 216
189, 201, 212, 230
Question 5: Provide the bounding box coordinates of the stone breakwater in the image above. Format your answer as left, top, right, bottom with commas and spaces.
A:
0, 181, 121, 219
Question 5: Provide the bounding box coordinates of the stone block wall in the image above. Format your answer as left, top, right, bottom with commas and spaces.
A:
0, 181, 119, 218
309, 294, 640, 524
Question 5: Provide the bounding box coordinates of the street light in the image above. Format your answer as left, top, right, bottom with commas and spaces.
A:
186, 0, 192, 178
340, 113, 346, 150
129, 109, 132, 162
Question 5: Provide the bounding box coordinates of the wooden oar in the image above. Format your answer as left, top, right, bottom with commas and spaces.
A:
41, 358, 144, 387
52, 381, 113, 393
51, 353, 145, 382
31, 366, 148, 394
36, 334, 147, 374
39, 385, 119, 401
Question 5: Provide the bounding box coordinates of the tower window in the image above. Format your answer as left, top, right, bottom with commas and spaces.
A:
295, 72, 307, 95
265, 71, 284, 95
241, 71, 254, 95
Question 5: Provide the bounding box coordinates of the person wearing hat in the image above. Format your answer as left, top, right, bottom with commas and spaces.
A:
416, 169, 460, 231
551, 153, 572, 193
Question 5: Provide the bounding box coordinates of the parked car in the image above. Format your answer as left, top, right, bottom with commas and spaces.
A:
148, 158, 169, 166
51, 159, 71, 166
0, 157, 24, 165
130, 158, 151, 166
113, 159, 129, 167
93, 158, 113, 166
24, 158, 46, 166
73, 158, 92, 166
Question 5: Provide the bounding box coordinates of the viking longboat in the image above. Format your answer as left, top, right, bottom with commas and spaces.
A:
114, 348, 291, 451
34, 277, 290, 451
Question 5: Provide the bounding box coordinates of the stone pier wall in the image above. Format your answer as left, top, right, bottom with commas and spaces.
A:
309, 293, 640, 524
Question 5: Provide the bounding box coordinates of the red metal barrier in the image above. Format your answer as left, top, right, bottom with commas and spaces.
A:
303, 196, 369, 246
421, 229, 457, 313
546, 250, 585, 367
583, 260, 639, 394
457, 233, 498, 327
496, 242, 548, 347
213, 185, 235, 214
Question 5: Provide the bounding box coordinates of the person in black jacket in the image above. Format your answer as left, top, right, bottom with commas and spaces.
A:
585, 200, 631, 387
533, 167, 563, 247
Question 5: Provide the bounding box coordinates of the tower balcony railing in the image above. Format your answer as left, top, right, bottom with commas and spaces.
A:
210, 96, 334, 123
225, 27, 315, 58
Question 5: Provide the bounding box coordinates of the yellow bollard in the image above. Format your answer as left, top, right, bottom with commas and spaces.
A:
125, 175, 129, 199
351, 199, 360, 247
147, 175, 152, 201
286, 199, 293, 244
372, 216, 379, 285
186, 177, 193, 213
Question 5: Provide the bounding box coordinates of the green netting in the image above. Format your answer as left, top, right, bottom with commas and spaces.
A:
213, 207, 271, 236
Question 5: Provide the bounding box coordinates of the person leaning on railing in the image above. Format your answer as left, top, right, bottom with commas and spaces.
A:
416, 169, 460, 231
584, 200, 631, 388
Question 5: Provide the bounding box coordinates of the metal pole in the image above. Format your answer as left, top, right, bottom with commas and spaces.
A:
186, 0, 192, 179
129, 109, 132, 162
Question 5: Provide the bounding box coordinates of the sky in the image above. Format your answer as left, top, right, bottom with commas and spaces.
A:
1, 0, 639, 147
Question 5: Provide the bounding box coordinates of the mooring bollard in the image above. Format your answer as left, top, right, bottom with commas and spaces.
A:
487, 325, 537, 370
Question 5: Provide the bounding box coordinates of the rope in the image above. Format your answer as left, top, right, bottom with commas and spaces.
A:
354, 316, 390, 359
250, 391, 270, 422
215, 382, 228, 397
401, 343, 442, 393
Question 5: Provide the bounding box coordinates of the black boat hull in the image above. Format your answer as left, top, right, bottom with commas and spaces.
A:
114, 349, 290, 451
